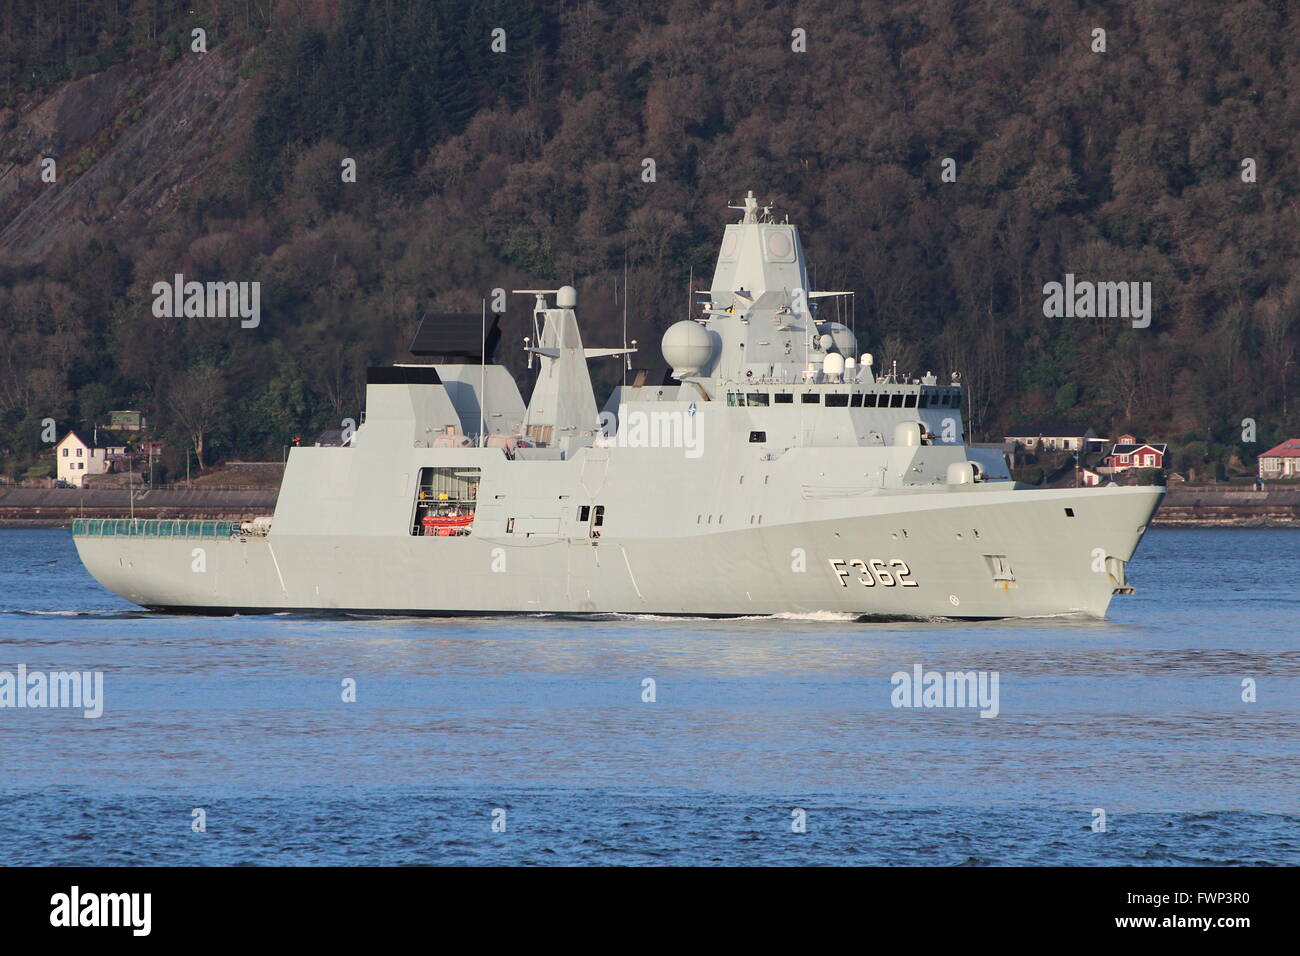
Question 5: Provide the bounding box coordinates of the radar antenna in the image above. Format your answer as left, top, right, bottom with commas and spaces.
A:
727, 189, 760, 224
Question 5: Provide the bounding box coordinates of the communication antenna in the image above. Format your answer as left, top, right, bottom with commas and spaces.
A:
480, 297, 487, 445
851, 290, 856, 358
623, 252, 629, 383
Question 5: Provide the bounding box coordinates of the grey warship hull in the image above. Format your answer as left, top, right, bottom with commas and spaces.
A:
75, 443, 1161, 619
74, 191, 1163, 619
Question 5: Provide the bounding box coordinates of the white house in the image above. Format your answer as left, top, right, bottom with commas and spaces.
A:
55, 430, 128, 487
1258, 438, 1300, 480
1003, 424, 1105, 454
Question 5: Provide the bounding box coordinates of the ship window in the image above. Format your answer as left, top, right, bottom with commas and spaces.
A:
904, 394, 917, 408
850, 394, 864, 407
749, 431, 766, 443
727, 393, 739, 406
889, 394, 905, 408
863, 393, 878, 408
801, 393, 820, 404
412, 467, 480, 536
826, 394, 849, 407
1064, 508, 1075, 517
747, 393, 769, 406
919, 393, 931, 408
579, 505, 591, 522
593, 506, 604, 527
774, 392, 793, 404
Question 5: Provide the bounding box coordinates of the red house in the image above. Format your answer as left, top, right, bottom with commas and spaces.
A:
1104, 434, 1167, 472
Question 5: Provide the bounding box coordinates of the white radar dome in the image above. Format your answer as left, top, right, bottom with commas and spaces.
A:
661, 320, 715, 377
823, 352, 845, 379
556, 285, 577, 308
826, 323, 857, 357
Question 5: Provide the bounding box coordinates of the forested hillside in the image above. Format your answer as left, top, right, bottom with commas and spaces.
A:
1, 0, 1297, 480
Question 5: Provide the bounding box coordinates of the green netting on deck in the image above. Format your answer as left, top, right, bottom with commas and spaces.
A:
71, 518, 237, 538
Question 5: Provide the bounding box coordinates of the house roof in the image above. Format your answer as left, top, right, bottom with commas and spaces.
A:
1003, 423, 1093, 438
1110, 443, 1167, 455
1260, 438, 1300, 458
57, 430, 130, 449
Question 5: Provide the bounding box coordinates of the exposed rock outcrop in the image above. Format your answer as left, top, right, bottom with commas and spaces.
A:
0, 49, 248, 261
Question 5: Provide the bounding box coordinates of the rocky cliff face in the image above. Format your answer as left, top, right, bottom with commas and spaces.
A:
0, 49, 247, 262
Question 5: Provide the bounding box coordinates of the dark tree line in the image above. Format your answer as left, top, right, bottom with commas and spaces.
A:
1, 0, 1297, 482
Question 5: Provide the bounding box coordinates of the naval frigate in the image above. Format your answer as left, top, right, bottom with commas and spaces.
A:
73, 191, 1163, 618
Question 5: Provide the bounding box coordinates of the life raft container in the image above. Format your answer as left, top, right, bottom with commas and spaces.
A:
421, 514, 474, 536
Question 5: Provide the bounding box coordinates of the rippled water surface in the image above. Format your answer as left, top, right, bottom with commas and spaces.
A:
0, 528, 1295, 865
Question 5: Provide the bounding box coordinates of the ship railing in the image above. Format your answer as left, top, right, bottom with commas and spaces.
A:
71, 518, 239, 538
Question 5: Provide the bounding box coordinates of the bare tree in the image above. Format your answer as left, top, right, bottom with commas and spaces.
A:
168, 365, 225, 471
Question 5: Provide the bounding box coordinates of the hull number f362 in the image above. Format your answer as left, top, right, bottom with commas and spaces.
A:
828, 558, 919, 588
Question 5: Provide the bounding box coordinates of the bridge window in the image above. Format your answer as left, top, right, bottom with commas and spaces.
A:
774, 393, 793, 404
863, 393, 878, 407
826, 394, 849, 407
904, 394, 917, 408
889, 394, 905, 408
850, 394, 864, 407
801, 393, 820, 404
746, 393, 769, 406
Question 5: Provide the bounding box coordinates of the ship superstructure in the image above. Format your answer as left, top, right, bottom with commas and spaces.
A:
73, 191, 1162, 617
